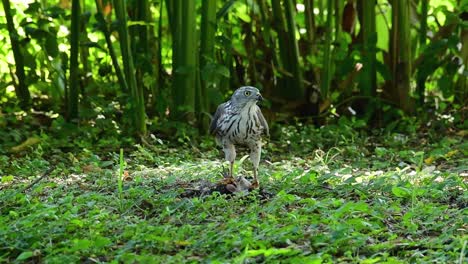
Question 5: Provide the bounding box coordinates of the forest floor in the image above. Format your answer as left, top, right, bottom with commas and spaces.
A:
0, 119, 467, 263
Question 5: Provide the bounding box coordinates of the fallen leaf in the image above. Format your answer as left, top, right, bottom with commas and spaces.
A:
174, 240, 191, 246
424, 156, 436, 165
455, 130, 467, 137
10, 137, 41, 153
82, 164, 102, 173
445, 150, 458, 158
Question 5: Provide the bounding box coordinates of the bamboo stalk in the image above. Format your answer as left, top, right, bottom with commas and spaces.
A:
165, 0, 174, 34
417, 0, 429, 105
68, 0, 80, 120
359, 0, 376, 97
284, 0, 304, 95
271, 0, 304, 99
320, 0, 333, 98
419, 0, 428, 47
171, 0, 197, 117
394, 0, 412, 112
245, 18, 259, 85
79, 2, 90, 89
152, 0, 164, 110
181, 0, 197, 114
219, 15, 234, 94
258, 0, 274, 49
170, 0, 182, 110
200, 0, 217, 97
131, 0, 154, 111
2, 0, 31, 109
199, 0, 217, 129
114, 0, 147, 135
304, 0, 315, 54
318, 0, 324, 24
94, 0, 127, 92
335, 0, 343, 40
459, 28, 468, 103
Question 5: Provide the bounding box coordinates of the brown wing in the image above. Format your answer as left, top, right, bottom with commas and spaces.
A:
210, 103, 226, 135
256, 108, 269, 137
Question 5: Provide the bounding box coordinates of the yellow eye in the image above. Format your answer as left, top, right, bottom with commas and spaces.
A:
244, 91, 251, 97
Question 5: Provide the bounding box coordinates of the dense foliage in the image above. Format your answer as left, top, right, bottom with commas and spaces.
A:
0, 0, 466, 134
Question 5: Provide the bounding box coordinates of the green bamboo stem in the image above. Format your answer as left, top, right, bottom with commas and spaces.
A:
114, 0, 147, 135
152, 0, 164, 110
180, 0, 197, 115
320, 0, 333, 98
335, 0, 343, 40
131, 0, 153, 111
219, 15, 233, 94
359, 0, 376, 97
459, 28, 468, 103
68, 0, 80, 120
284, 0, 304, 95
199, 0, 217, 129
417, 0, 429, 105
318, 0, 324, 24
257, 0, 280, 97
245, 19, 259, 85
79, 3, 90, 89
304, 0, 316, 54
271, 0, 304, 99
170, 0, 196, 117
170, 0, 182, 113
392, 0, 412, 113
94, 0, 127, 92
419, 0, 428, 47
258, 0, 274, 46
2, 0, 31, 109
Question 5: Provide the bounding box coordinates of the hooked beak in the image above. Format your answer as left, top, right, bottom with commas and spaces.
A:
256, 93, 263, 101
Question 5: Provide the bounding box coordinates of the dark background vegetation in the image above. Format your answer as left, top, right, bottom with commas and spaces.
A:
0, 0, 466, 141
0, 0, 467, 263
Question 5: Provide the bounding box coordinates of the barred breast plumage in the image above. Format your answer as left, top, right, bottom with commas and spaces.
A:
214, 101, 266, 145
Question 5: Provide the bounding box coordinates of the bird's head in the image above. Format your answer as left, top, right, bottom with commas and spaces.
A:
231, 86, 263, 108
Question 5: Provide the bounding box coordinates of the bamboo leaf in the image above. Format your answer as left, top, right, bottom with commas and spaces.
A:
216, 0, 236, 20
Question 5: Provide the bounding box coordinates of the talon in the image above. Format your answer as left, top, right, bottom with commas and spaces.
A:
251, 179, 259, 189
221, 176, 235, 185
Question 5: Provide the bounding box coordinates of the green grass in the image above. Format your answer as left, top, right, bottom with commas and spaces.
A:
0, 123, 466, 263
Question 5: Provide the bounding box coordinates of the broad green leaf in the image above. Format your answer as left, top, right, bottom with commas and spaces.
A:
70, 239, 93, 251
16, 251, 34, 261
391, 186, 411, 198
1, 175, 14, 182
236, 13, 251, 23
94, 236, 112, 248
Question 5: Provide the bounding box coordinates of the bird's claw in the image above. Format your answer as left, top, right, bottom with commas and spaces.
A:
221, 176, 236, 185
223, 175, 254, 193
251, 179, 259, 189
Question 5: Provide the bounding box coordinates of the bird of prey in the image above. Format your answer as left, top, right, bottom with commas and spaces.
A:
210, 86, 269, 186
